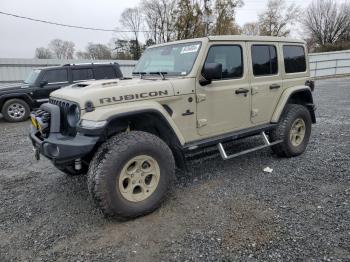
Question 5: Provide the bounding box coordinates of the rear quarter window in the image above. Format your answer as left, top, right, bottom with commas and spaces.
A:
283, 45, 306, 73
94, 66, 117, 79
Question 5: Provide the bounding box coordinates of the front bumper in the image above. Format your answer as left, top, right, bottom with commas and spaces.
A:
29, 128, 99, 164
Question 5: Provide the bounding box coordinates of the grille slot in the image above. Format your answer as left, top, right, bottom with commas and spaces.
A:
49, 98, 77, 136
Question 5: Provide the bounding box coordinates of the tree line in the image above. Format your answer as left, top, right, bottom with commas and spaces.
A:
35, 0, 350, 60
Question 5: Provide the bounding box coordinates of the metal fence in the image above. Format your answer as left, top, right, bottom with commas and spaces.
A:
0, 58, 137, 83
309, 50, 350, 78
1, 50, 350, 83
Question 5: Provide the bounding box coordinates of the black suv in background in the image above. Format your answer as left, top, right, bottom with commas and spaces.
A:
0, 63, 123, 122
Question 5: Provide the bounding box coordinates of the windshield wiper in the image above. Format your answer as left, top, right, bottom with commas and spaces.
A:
149, 72, 168, 80
132, 71, 147, 79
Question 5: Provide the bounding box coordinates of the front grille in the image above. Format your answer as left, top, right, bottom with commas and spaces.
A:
49, 98, 77, 136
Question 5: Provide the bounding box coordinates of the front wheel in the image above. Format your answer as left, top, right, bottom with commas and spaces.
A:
2, 98, 30, 122
270, 104, 312, 157
87, 131, 175, 219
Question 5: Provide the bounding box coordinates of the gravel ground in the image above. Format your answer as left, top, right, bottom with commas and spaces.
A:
0, 77, 349, 261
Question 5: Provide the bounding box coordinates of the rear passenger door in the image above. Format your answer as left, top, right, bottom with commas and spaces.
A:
248, 43, 283, 124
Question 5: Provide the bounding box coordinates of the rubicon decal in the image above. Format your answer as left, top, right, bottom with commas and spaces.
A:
99, 90, 169, 104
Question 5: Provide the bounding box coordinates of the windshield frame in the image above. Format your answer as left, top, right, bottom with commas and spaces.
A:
24, 69, 41, 85
133, 41, 202, 77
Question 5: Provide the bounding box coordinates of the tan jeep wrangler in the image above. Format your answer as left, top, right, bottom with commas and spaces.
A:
30, 35, 316, 219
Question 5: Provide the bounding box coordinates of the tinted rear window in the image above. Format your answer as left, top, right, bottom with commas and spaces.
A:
252, 45, 278, 76
283, 45, 306, 73
94, 66, 117, 79
72, 68, 94, 81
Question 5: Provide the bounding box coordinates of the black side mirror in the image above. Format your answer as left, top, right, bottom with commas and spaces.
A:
39, 80, 48, 87
199, 63, 222, 86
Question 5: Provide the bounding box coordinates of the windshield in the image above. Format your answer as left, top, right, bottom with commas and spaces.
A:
133, 42, 201, 76
24, 69, 41, 85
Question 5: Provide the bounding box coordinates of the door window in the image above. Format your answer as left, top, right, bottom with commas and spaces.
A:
72, 68, 94, 81
94, 66, 117, 79
205, 45, 243, 79
251, 45, 278, 76
283, 45, 306, 73
42, 69, 68, 83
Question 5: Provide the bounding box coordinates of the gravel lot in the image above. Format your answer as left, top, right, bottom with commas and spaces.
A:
0, 77, 349, 261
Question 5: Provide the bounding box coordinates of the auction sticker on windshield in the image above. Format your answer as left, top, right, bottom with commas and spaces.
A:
181, 44, 200, 54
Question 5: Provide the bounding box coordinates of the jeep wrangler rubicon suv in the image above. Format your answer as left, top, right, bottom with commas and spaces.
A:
29, 36, 316, 219
0, 62, 122, 122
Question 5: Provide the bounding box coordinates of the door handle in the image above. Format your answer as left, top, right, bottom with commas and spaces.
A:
235, 88, 249, 95
270, 84, 281, 89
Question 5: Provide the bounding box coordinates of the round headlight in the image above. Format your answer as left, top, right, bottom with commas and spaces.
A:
67, 104, 80, 127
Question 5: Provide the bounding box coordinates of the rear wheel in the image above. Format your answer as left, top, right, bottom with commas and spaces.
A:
270, 104, 312, 157
2, 98, 30, 122
88, 131, 175, 219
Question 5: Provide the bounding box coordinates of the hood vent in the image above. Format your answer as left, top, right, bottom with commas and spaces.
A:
72, 83, 90, 88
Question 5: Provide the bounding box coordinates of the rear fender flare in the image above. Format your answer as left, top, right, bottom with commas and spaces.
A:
271, 86, 315, 123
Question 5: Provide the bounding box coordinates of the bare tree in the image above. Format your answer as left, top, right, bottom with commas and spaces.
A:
49, 39, 75, 59
86, 43, 112, 59
258, 0, 300, 37
241, 22, 260, 36
142, 0, 176, 43
75, 51, 90, 59
35, 47, 53, 59
120, 8, 142, 59
303, 0, 350, 47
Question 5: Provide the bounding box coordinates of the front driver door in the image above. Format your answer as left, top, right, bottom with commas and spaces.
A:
33, 68, 69, 104
196, 43, 251, 137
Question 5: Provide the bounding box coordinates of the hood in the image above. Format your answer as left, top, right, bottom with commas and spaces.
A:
0, 83, 29, 93
50, 78, 175, 109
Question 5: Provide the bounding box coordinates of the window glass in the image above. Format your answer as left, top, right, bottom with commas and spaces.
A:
283, 45, 306, 73
94, 66, 117, 79
205, 45, 243, 79
72, 68, 94, 81
133, 42, 201, 76
42, 69, 68, 83
252, 45, 278, 76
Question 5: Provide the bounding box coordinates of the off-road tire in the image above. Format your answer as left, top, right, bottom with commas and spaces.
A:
2, 98, 30, 122
87, 131, 175, 219
270, 104, 312, 157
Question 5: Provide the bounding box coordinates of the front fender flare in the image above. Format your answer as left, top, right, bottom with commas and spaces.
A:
0, 93, 34, 109
81, 101, 186, 145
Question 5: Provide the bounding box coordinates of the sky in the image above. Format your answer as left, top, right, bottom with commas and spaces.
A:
0, 0, 345, 58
